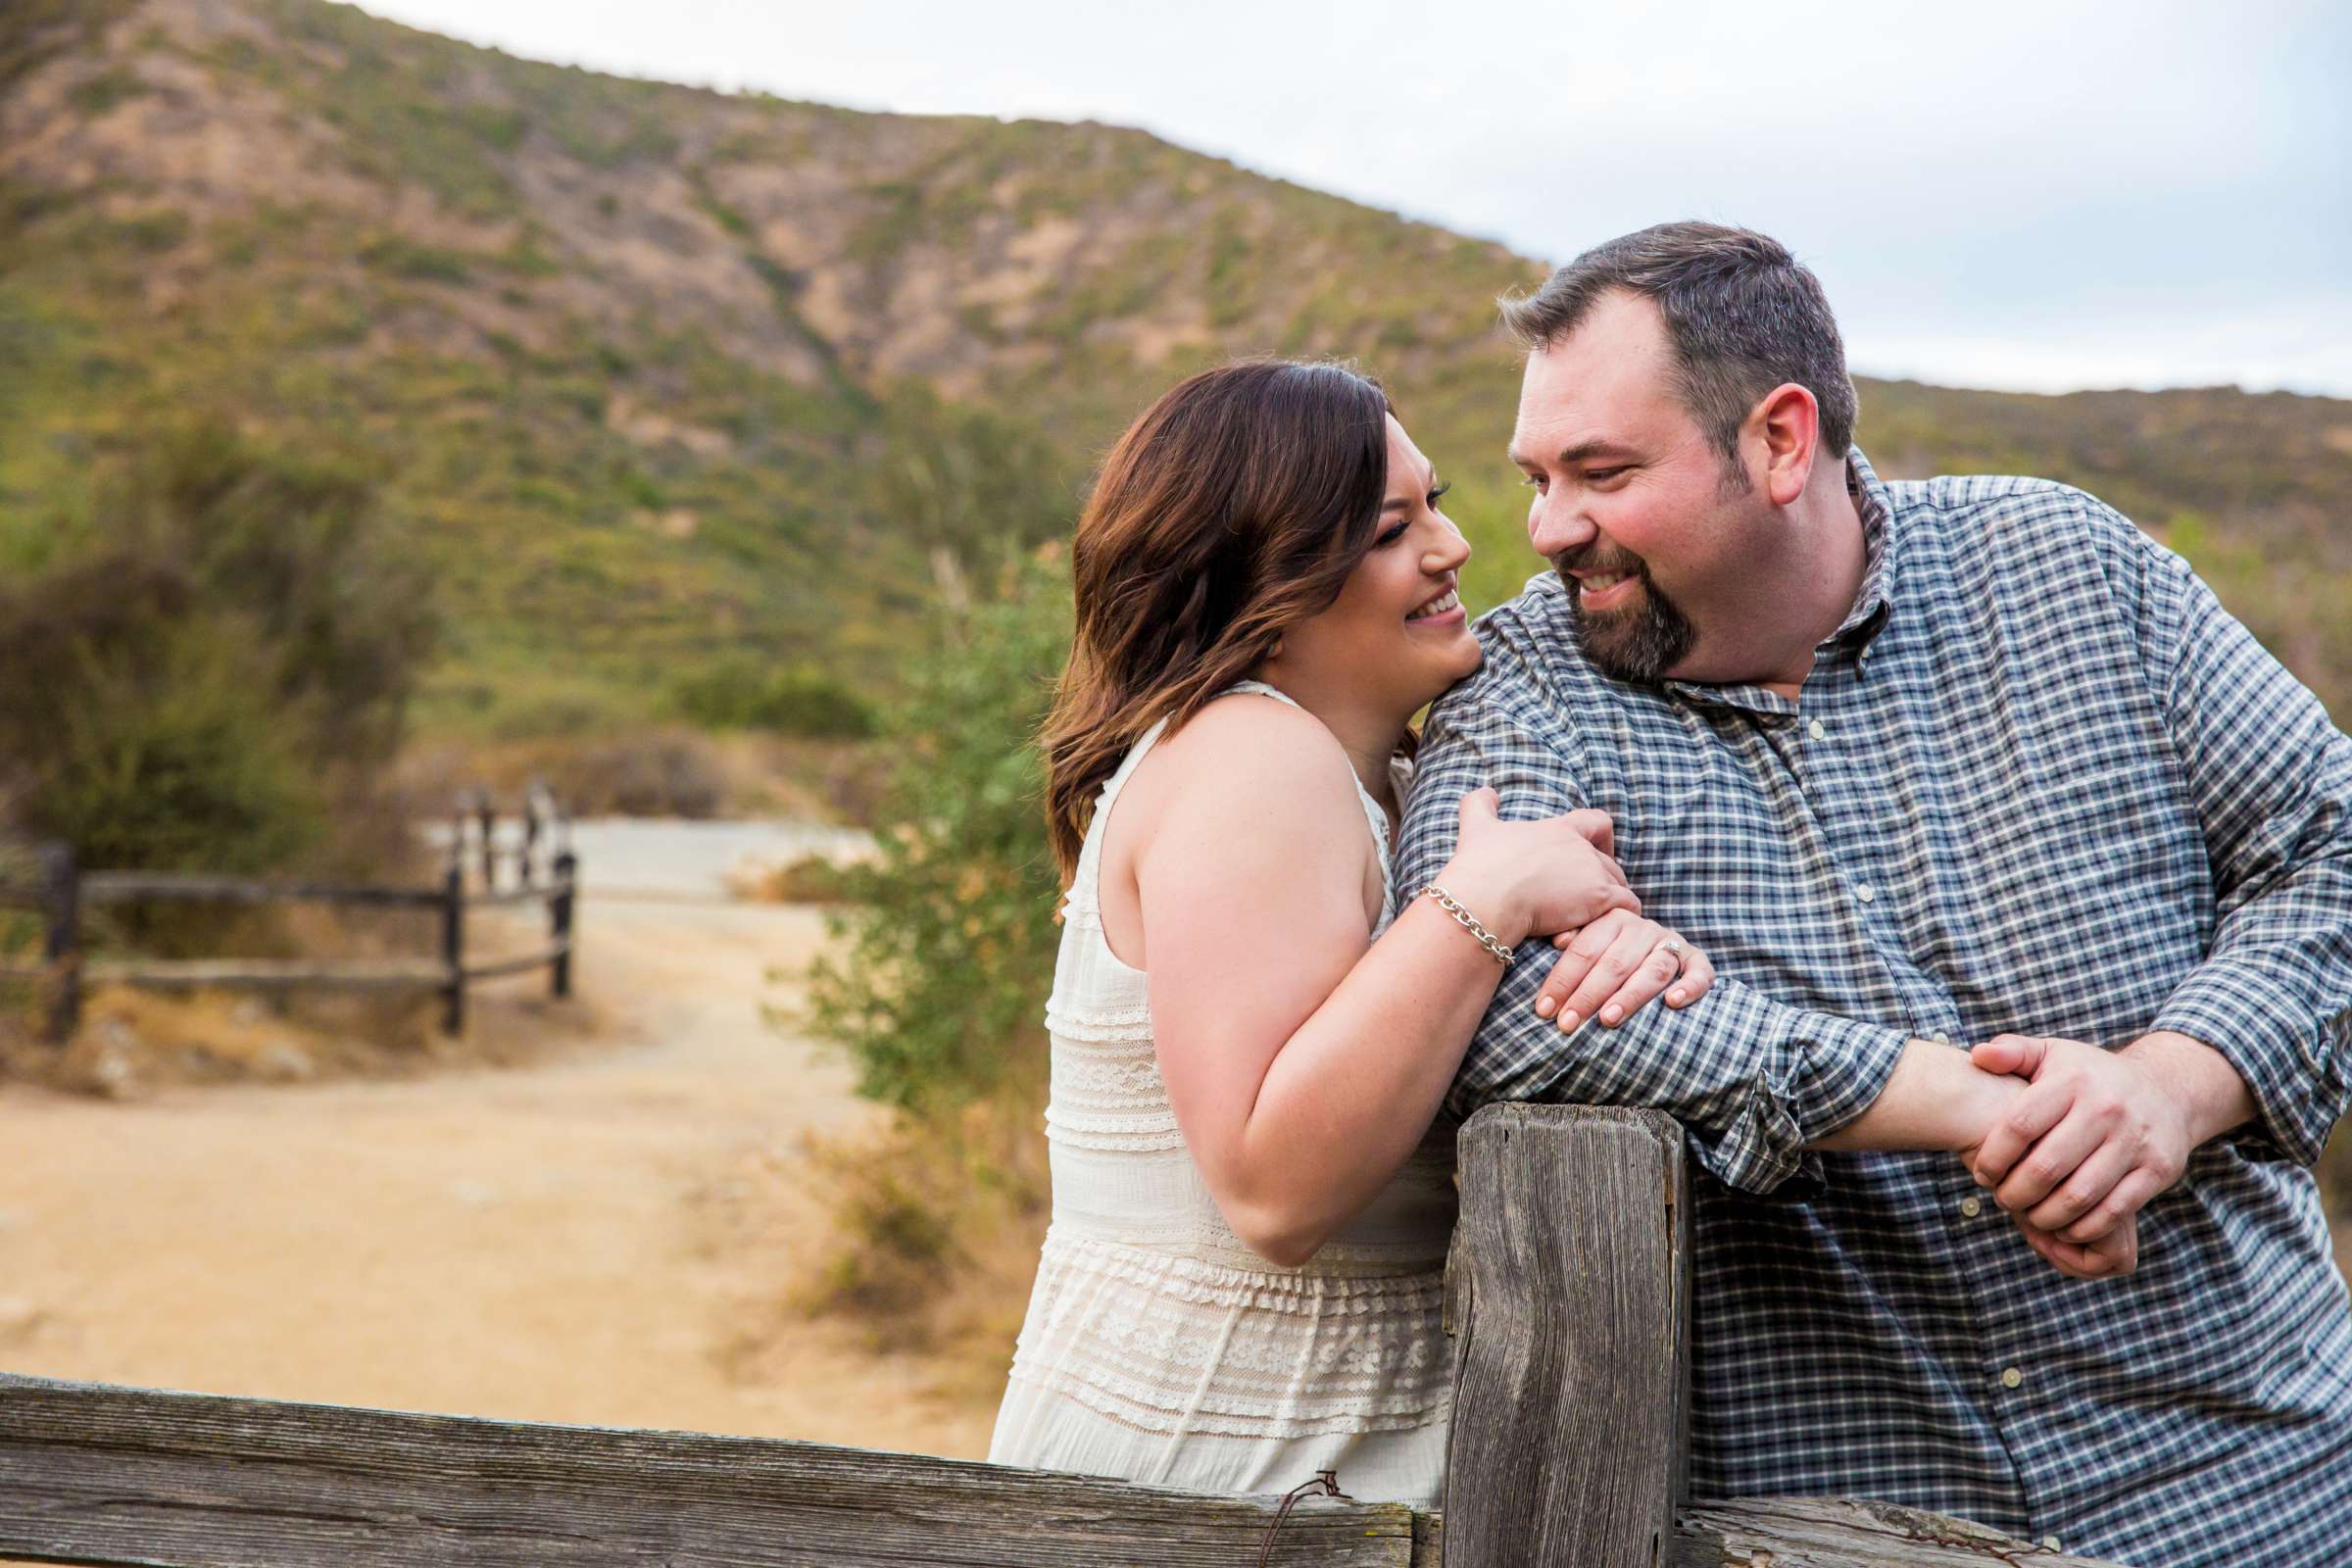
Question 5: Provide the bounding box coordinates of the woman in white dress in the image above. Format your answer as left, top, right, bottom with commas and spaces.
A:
988, 361, 1714, 1507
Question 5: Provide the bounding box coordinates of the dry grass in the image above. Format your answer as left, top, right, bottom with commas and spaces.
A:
0, 975, 617, 1099
704, 1087, 1051, 1404
721, 848, 870, 905
392, 729, 889, 825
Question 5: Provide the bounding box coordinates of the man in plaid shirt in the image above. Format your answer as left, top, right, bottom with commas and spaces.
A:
1396, 222, 2352, 1565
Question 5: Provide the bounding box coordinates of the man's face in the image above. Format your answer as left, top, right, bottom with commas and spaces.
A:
1508, 290, 1770, 683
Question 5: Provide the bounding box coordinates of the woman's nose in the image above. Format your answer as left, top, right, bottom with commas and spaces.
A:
1425, 528, 1471, 573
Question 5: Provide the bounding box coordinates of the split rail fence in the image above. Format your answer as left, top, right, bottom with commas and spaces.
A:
0, 787, 576, 1042
0, 1106, 2128, 1566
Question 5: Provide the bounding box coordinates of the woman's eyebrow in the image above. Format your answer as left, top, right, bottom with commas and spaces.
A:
1381, 464, 1439, 511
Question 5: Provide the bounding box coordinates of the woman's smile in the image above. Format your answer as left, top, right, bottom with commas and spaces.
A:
1406, 584, 1464, 628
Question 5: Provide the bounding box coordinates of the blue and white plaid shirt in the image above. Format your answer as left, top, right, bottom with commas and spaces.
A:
1396, 448, 2352, 1566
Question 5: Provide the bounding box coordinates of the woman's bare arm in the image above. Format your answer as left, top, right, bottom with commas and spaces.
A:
1132, 699, 1639, 1265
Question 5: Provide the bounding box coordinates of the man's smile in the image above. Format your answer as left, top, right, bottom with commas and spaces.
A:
1571, 570, 1642, 612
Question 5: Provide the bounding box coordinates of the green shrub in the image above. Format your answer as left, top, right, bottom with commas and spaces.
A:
116, 210, 189, 254
69, 68, 148, 116
0, 416, 439, 873
670, 661, 874, 738
358, 234, 472, 283
867, 386, 1073, 566
496, 226, 562, 278
802, 551, 1070, 1114
30, 618, 326, 874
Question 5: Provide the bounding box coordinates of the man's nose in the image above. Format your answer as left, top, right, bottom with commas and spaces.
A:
1528, 497, 1596, 560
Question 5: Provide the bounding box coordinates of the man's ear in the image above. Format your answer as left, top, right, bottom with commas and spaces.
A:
1750, 382, 1819, 508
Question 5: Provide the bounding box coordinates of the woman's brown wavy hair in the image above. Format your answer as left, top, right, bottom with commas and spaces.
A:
1041, 359, 1395, 880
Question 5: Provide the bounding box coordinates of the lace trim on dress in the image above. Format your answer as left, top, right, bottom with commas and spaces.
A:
1031, 1228, 1450, 1291
1051, 1044, 1167, 1091
1004, 1232, 1452, 1439
1005, 1364, 1451, 1442
1040, 1005, 1153, 1042
1041, 1034, 1184, 1149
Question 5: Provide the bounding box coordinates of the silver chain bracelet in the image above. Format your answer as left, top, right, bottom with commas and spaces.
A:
1419, 884, 1513, 967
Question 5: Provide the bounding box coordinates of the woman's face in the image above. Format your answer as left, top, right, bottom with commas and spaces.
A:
1274, 415, 1480, 714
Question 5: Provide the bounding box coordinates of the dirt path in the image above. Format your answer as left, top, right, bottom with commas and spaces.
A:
0, 890, 1000, 1458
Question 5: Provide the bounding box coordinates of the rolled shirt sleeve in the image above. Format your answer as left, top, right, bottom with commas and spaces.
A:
1398, 682, 1909, 1194
2130, 532, 2352, 1165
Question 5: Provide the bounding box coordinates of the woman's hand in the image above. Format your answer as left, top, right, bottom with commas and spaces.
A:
1532, 908, 1716, 1033
1437, 788, 1640, 947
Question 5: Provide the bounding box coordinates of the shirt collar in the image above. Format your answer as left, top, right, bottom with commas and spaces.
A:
1836, 445, 1898, 646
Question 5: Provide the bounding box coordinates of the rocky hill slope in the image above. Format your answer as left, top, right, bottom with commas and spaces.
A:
4, 0, 2346, 733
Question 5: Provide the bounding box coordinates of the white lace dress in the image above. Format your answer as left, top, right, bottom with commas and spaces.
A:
988, 680, 1457, 1506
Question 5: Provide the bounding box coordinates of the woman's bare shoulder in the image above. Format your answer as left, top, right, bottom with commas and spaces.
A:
1119, 694, 1377, 944
1116, 693, 1361, 859
1152, 692, 1353, 796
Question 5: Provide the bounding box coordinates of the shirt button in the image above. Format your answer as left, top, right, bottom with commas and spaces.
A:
1808, 718, 1828, 741
1931, 1030, 1952, 1045
2000, 1367, 2024, 1390
1960, 1197, 1983, 1218
1856, 884, 1876, 903
2040, 1538, 2063, 1553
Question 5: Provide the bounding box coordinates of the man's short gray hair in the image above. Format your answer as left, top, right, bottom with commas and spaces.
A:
1499, 221, 1857, 466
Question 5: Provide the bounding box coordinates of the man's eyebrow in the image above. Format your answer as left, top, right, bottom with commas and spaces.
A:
1508, 439, 1634, 469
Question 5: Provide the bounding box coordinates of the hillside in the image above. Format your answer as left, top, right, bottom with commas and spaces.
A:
4, 0, 2348, 737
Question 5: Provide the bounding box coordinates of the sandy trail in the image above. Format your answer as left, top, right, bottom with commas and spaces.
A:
0, 889, 999, 1459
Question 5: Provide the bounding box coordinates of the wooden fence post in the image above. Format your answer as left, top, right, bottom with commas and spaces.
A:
40, 841, 79, 1044
449, 793, 469, 886
475, 794, 497, 890
549, 849, 575, 999
438, 861, 465, 1036
1443, 1104, 1690, 1567
521, 795, 542, 888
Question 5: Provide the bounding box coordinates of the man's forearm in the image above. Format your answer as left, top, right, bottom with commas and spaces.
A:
1815, 1038, 2142, 1279
2121, 1029, 2255, 1150
1818, 1031, 2250, 1161
2141, 542, 2352, 1165
1810, 1039, 2022, 1155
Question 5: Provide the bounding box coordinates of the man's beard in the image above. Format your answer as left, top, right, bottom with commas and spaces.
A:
1554, 548, 1696, 683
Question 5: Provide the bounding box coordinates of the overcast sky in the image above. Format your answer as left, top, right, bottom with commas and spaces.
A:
350, 0, 2351, 398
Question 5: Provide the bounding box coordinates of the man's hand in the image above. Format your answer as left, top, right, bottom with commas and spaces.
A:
1968, 1034, 2194, 1244
2015, 1210, 2139, 1279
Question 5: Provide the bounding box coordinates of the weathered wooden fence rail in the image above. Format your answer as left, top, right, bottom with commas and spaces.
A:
0, 1107, 2128, 1566
0, 788, 577, 1042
